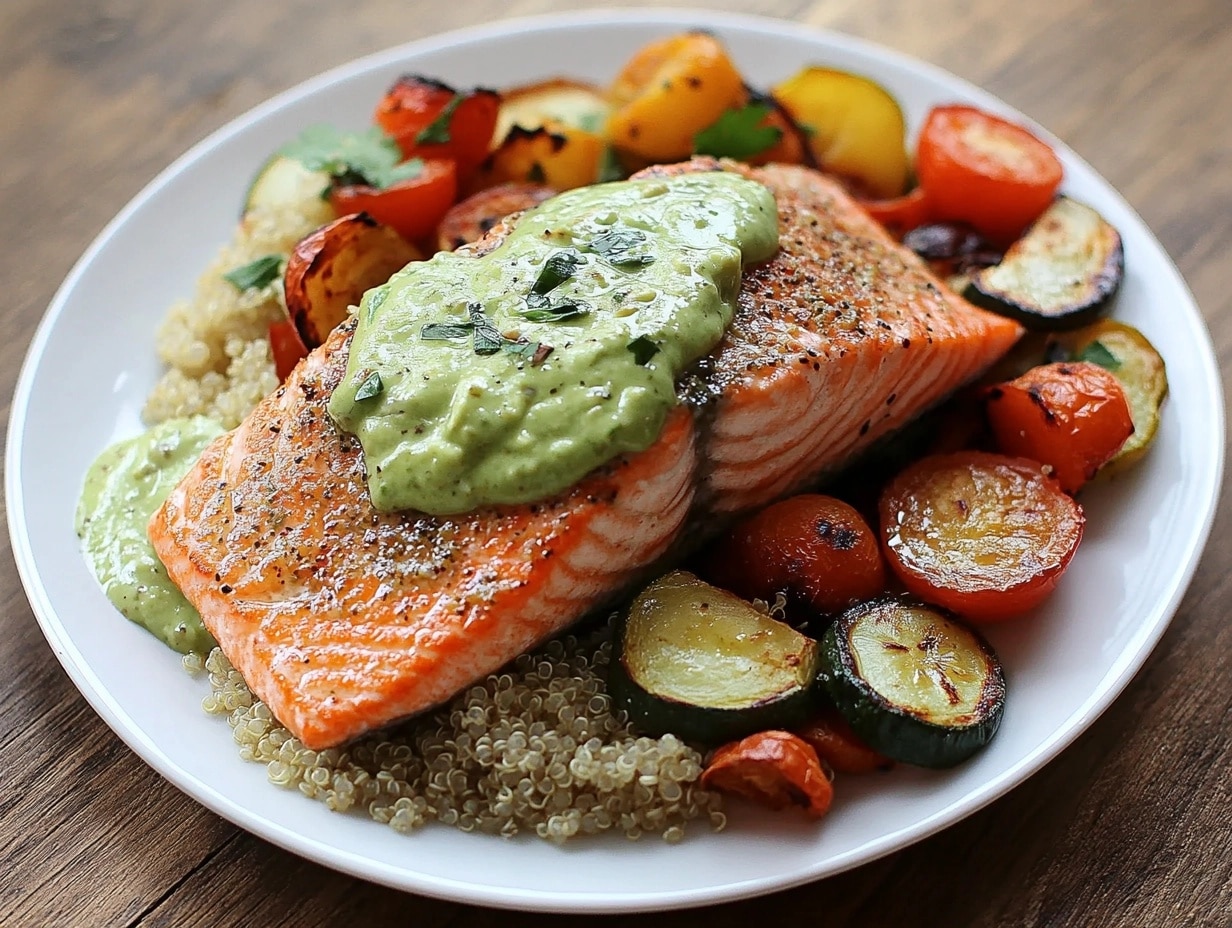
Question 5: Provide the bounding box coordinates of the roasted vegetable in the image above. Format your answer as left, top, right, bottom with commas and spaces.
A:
1046, 320, 1168, 475
705, 494, 887, 618
986, 361, 1134, 493
902, 222, 1002, 277
916, 105, 1063, 242
329, 159, 457, 244
773, 66, 909, 199
858, 186, 931, 239
879, 451, 1085, 622
820, 597, 1006, 768
494, 78, 610, 141
609, 571, 823, 744
242, 154, 335, 225
435, 182, 556, 252
473, 123, 605, 192
607, 32, 746, 163
374, 75, 500, 178
795, 708, 894, 774
965, 196, 1124, 330
701, 730, 833, 818
283, 212, 421, 348
267, 318, 309, 382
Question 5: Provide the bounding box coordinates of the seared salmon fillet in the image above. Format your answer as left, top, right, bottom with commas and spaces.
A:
150, 160, 1021, 749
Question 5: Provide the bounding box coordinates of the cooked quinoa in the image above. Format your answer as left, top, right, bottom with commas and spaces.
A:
143, 199, 331, 428
194, 631, 723, 843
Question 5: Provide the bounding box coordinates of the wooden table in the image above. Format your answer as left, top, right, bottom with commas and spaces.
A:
3, 1, 1229, 925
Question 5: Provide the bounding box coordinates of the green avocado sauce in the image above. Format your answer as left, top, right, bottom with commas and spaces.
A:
329, 171, 778, 514
75, 417, 224, 654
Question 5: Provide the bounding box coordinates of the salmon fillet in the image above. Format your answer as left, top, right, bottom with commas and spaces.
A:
149, 160, 1021, 749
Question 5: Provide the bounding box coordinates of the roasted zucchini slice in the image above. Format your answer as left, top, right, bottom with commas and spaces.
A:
820, 597, 1006, 768
610, 571, 823, 744
965, 196, 1123, 330
243, 154, 335, 225
1046, 319, 1169, 475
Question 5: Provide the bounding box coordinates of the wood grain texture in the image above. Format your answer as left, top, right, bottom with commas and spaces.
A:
2, 0, 1228, 925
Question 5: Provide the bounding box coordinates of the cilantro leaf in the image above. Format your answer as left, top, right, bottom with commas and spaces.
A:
222, 254, 283, 291
354, 371, 384, 401
421, 322, 474, 340
532, 249, 583, 294
693, 103, 782, 160
589, 229, 654, 267
519, 300, 590, 323
415, 94, 463, 145
1077, 340, 1122, 371
627, 335, 660, 365
468, 303, 506, 355
280, 125, 424, 189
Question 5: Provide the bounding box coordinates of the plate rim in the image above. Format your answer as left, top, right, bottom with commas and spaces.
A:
6, 6, 1226, 913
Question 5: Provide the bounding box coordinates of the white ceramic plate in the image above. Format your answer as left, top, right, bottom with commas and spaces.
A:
7, 8, 1224, 914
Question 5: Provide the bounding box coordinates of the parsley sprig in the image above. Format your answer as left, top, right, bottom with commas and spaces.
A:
280, 125, 424, 189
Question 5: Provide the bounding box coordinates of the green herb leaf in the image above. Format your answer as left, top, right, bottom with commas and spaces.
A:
1077, 340, 1122, 371
468, 303, 506, 355
519, 300, 590, 323
589, 229, 654, 267
627, 335, 660, 365
503, 339, 554, 367
223, 254, 283, 291
281, 124, 424, 190
597, 146, 627, 183
532, 248, 583, 294
354, 371, 384, 401
415, 94, 464, 145
693, 103, 782, 160
421, 322, 474, 340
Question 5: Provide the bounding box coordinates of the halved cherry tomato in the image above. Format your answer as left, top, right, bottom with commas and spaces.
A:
329, 159, 457, 245
916, 105, 1063, 243
268, 318, 308, 382
879, 451, 1085, 622
374, 75, 500, 178
705, 494, 887, 617
858, 186, 931, 239
796, 709, 894, 775
701, 730, 833, 818
986, 361, 1134, 494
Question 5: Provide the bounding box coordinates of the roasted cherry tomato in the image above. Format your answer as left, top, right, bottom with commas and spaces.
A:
268, 318, 308, 382
986, 361, 1134, 494
701, 730, 833, 818
916, 105, 1063, 243
435, 182, 556, 252
796, 708, 895, 775
706, 494, 888, 618
879, 451, 1085, 622
374, 75, 500, 178
858, 186, 932, 239
329, 159, 457, 245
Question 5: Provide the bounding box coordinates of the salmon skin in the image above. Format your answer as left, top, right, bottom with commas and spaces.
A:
149, 160, 1022, 749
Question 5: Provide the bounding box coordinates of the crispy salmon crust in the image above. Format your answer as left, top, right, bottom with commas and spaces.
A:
150, 160, 1021, 748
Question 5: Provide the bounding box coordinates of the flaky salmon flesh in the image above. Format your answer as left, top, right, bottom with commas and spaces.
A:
149, 160, 1023, 749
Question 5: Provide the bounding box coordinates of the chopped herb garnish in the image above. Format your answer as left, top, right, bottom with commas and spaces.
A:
627, 335, 660, 365
532, 248, 583, 294
519, 300, 590, 323
414, 94, 464, 145
1077, 340, 1122, 371
503, 338, 553, 366
597, 146, 627, 183
354, 371, 384, 401
693, 103, 782, 160
589, 229, 654, 267
222, 254, 283, 291
280, 124, 424, 190
366, 285, 390, 321
468, 303, 506, 355
421, 322, 475, 341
